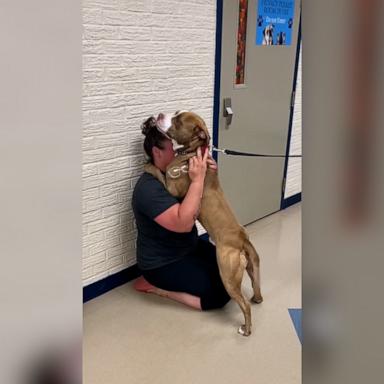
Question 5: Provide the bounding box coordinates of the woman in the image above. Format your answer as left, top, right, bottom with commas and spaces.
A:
131, 116, 230, 310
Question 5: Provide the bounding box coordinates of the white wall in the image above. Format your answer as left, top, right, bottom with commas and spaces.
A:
82, 0, 216, 286
284, 44, 302, 199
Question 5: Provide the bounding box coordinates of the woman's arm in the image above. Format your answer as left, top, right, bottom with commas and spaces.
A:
154, 147, 208, 233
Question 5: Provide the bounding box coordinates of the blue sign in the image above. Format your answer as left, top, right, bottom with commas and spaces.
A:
256, 0, 295, 46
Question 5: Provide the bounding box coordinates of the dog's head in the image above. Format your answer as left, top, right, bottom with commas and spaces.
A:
156, 111, 210, 154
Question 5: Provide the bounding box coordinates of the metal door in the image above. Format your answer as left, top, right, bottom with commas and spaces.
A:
216, 0, 301, 225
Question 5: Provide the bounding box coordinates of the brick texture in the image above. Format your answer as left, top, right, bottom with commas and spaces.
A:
83, 0, 216, 286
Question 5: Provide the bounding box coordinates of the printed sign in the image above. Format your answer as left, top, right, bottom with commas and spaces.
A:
256, 0, 295, 46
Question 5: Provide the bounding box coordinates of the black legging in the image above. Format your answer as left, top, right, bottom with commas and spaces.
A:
142, 239, 231, 310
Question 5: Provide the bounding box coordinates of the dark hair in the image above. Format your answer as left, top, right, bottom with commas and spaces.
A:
141, 116, 168, 163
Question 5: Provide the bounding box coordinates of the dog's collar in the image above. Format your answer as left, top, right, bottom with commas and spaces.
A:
175, 147, 195, 156
175, 144, 209, 157
175, 149, 188, 156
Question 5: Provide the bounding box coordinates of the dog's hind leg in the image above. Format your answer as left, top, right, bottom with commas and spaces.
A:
244, 240, 263, 304
217, 246, 252, 336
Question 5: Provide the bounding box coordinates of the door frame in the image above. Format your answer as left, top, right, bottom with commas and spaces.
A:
212, 0, 224, 164
280, 11, 302, 209
213, 0, 302, 211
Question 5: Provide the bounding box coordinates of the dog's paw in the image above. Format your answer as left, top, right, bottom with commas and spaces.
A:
251, 295, 263, 304
238, 325, 251, 336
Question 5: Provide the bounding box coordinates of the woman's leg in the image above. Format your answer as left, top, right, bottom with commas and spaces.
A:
134, 275, 202, 310
139, 247, 230, 311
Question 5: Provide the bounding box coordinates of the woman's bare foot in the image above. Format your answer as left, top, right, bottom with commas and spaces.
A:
134, 276, 171, 298
133, 276, 202, 310
133, 276, 157, 293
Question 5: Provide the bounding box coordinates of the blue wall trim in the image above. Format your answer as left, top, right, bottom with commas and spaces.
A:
281, 192, 301, 209
83, 264, 140, 303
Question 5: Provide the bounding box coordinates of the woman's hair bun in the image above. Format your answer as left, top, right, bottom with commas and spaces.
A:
141, 116, 158, 136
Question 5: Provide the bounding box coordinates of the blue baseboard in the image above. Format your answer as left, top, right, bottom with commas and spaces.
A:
281, 192, 301, 209
83, 264, 140, 303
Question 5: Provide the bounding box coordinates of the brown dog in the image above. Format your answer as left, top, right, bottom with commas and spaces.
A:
144, 111, 263, 336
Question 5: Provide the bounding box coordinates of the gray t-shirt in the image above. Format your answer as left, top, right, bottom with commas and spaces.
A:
132, 172, 198, 270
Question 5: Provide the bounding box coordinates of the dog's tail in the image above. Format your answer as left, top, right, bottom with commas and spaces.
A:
243, 239, 263, 303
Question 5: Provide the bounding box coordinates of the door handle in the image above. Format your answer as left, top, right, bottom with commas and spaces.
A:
223, 97, 233, 126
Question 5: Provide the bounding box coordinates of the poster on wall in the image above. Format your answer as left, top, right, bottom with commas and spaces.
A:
255, 0, 295, 46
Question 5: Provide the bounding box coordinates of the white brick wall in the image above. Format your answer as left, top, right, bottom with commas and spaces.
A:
285, 44, 302, 199
82, 0, 216, 286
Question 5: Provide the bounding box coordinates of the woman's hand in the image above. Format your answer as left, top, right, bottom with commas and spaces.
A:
207, 154, 218, 172
188, 147, 208, 183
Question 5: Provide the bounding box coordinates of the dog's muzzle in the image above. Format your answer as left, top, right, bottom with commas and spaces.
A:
155, 111, 188, 151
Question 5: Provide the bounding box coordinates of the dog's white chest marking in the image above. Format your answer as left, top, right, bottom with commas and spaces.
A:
167, 164, 189, 179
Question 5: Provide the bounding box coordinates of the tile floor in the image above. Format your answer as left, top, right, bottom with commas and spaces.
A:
84, 203, 301, 384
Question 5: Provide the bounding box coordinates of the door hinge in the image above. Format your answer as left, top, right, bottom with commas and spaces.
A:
291, 90, 296, 108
